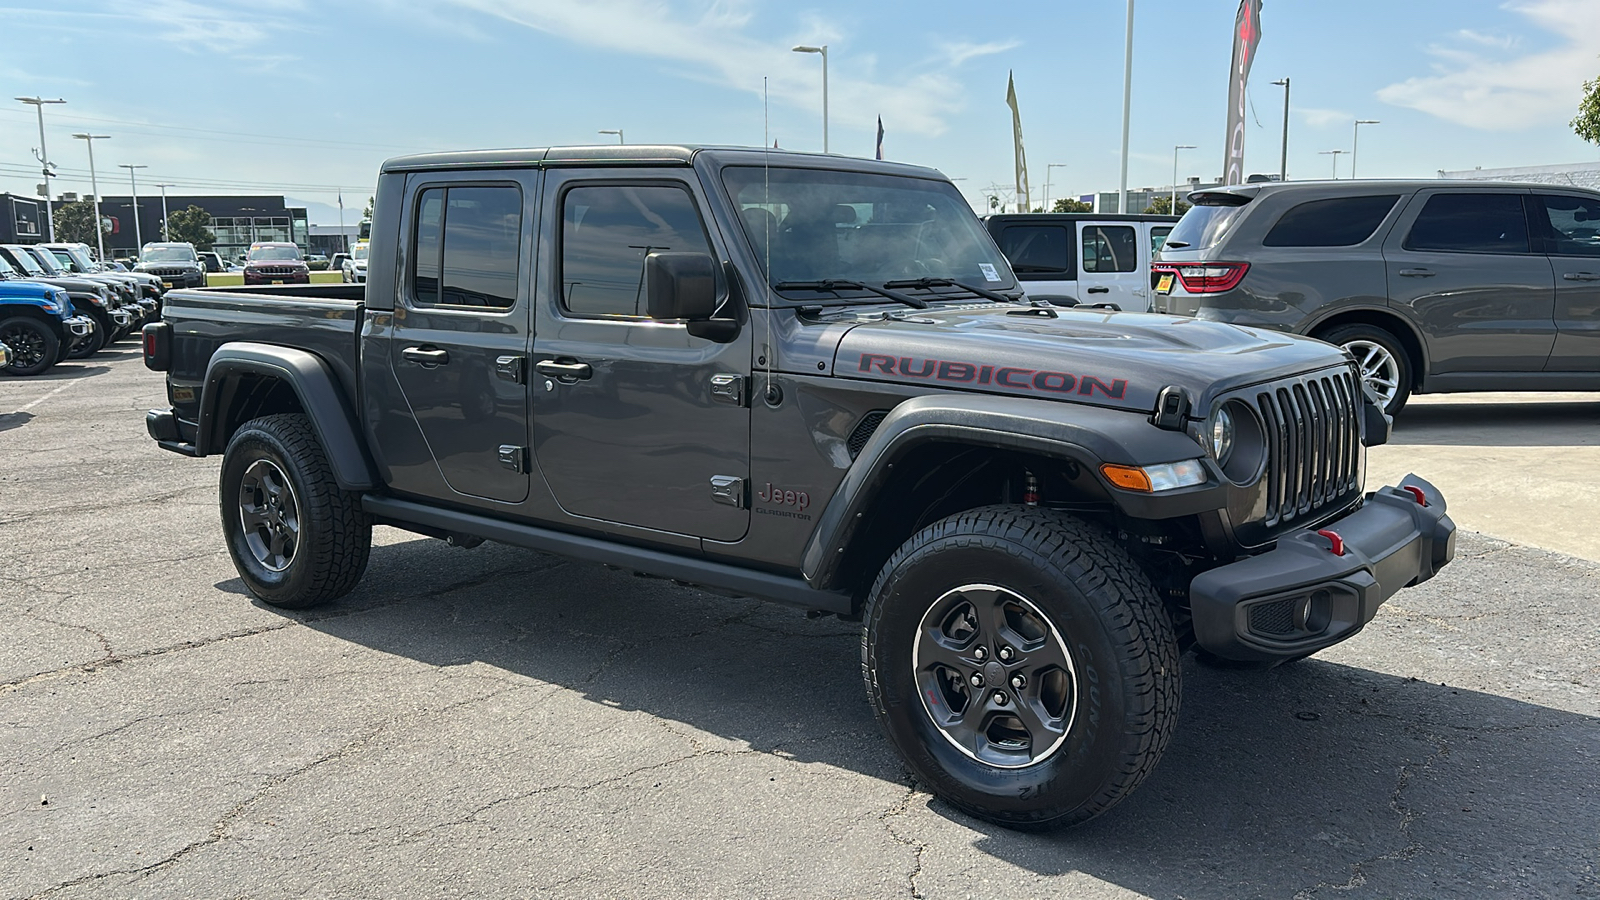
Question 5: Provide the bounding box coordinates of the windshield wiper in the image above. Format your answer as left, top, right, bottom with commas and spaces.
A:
773, 279, 929, 309
881, 277, 1019, 304
1161, 240, 1191, 249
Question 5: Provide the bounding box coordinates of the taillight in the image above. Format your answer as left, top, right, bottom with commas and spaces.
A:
142, 322, 170, 371
1155, 262, 1250, 294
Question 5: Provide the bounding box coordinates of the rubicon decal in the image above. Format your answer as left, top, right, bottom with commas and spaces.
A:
858, 354, 1128, 400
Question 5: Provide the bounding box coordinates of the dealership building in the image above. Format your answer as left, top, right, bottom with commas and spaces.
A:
0, 191, 310, 262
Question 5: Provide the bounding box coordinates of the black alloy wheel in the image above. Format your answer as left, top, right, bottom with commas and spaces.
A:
0, 317, 60, 376
237, 458, 301, 572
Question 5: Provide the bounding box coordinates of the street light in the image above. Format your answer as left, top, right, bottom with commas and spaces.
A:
1171, 145, 1196, 215
598, 129, 625, 144
1044, 163, 1069, 211
154, 183, 174, 241
1319, 149, 1346, 179
1351, 119, 1379, 178
1270, 78, 1290, 181
17, 96, 66, 241
1117, 0, 1135, 214
72, 133, 111, 261
119, 163, 147, 253
791, 45, 828, 153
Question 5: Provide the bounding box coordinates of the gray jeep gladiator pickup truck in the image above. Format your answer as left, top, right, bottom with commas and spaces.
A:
143, 145, 1455, 829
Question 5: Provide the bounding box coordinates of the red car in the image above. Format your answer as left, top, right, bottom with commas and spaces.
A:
242, 242, 311, 286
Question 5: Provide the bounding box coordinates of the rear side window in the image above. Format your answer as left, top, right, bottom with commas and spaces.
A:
1263, 195, 1399, 247
1081, 225, 1137, 273
998, 225, 1070, 273
561, 183, 713, 318
1403, 193, 1529, 254
1164, 196, 1249, 250
1536, 194, 1600, 258
409, 185, 523, 308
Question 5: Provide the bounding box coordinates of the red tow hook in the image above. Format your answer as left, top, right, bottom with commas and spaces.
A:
1316, 529, 1346, 556
1402, 485, 1428, 506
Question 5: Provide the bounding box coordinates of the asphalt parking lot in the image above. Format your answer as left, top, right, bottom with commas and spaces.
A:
3, 352, 1597, 899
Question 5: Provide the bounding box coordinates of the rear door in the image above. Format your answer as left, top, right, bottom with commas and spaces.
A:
1532, 192, 1600, 372
1076, 222, 1147, 310
387, 172, 533, 504
1382, 189, 1554, 374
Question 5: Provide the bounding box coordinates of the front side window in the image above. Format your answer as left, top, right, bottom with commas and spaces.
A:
998, 225, 1070, 273
409, 185, 522, 308
1537, 194, 1600, 258
1263, 195, 1399, 247
1081, 225, 1137, 273
560, 183, 712, 317
1403, 193, 1529, 254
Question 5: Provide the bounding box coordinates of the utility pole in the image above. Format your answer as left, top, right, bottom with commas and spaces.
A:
1117, 0, 1135, 214
1171, 145, 1196, 215
72, 133, 111, 261
17, 96, 66, 241
1044, 163, 1068, 211
1319, 149, 1345, 179
1270, 78, 1290, 181
154, 183, 174, 241
1351, 119, 1379, 178
119, 163, 148, 252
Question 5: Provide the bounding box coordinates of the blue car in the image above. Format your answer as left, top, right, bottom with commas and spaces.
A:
0, 278, 94, 376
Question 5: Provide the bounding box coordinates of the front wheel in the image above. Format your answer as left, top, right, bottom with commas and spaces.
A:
862, 506, 1180, 829
0, 317, 60, 376
219, 413, 371, 608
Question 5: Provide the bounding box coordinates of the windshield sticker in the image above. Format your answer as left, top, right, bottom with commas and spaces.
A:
978, 263, 1001, 282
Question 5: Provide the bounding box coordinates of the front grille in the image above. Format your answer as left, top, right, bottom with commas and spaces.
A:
250, 266, 300, 277
1253, 369, 1362, 527
147, 267, 190, 277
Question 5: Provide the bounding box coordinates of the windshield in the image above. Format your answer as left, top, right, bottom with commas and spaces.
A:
1164, 196, 1250, 252
5, 249, 45, 275
722, 166, 1014, 299
25, 249, 63, 275
142, 247, 197, 262
249, 246, 301, 261
48, 248, 87, 272
352, 245, 370, 260
0, 256, 18, 278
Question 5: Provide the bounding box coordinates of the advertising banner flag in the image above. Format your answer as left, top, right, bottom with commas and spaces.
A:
1222, 0, 1264, 185
1006, 71, 1030, 212
876, 116, 885, 160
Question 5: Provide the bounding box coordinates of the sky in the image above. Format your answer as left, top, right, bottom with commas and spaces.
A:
1, 0, 1597, 224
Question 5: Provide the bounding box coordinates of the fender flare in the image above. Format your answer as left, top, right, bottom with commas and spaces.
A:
196, 341, 378, 490
800, 393, 1223, 589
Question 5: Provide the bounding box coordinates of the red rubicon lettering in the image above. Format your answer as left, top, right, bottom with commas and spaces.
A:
860, 354, 896, 373
1033, 371, 1075, 392
995, 367, 1034, 388
899, 357, 936, 377
1078, 376, 1128, 400
938, 361, 976, 381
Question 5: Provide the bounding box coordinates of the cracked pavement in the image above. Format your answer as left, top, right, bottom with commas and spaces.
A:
2, 352, 1597, 898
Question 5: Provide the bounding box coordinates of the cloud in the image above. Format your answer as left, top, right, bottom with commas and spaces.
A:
6, 0, 305, 47
939, 40, 1021, 67
1297, 106, 1352, 129
438, 0, 982, 137
1376, 0, 1600, 130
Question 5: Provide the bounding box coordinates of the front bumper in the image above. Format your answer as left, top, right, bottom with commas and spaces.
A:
63, 315, 94, 338
1189, 474, 1456, 662
244, 270, 311, 285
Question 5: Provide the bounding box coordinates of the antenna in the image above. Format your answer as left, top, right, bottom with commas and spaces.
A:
761, 77, 776, 403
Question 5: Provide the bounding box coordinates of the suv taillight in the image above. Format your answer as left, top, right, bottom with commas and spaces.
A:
1154, 262, 1250, 294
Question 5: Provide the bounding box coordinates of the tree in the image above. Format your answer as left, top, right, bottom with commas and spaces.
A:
1144, 195, 1192, 216
1574, 71, 1600, 146
164, 205, 216, 251
53, 201, 105, 244
1051, 198, 1093, 213
362, 195, 374, 221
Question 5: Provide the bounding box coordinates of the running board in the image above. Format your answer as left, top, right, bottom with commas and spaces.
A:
361, 495, 854, 615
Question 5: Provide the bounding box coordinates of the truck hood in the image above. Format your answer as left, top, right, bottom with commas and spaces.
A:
832, 303, 1349, 415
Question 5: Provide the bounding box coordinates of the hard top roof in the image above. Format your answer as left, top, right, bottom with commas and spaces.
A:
381, 144, 947, 180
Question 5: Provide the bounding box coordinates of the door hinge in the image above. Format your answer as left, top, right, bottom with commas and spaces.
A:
710, 475, 746, 508
497, 445, 528, 474
710, 373, 746, 407
495, 355, 526, 384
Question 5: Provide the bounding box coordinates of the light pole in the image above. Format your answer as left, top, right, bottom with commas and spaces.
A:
1270, 78, 1290, 181
1171, 145, 1196, 215
791, 45, 828, 153
1117, 0, 1135, 214
1319, 149, 1345, 179
17, 96, 66, 241
1351, 119, 1379, 178
598, 129, 625, 144
119, 163, 147, 253
154, 183, 174, 240
72, 133, 111, 261
1044, 163, 1068, 211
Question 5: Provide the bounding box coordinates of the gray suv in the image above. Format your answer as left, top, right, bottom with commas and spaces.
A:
1151, 180, 1600, 413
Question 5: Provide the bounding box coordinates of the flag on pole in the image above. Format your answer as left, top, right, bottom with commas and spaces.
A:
1222, 0, 1264, 185
875, 116, 885, 160
1006, 72, 1030, 213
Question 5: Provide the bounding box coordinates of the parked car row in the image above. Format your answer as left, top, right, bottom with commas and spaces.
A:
0, 242, 164, 376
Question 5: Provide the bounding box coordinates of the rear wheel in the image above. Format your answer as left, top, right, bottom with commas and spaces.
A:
862, 506, 1180, 829
0, 317, 60, 376
1318, 323, 1412, 416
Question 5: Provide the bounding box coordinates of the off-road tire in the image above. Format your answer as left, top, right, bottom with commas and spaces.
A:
862, 505, 1181, 829
1318, 323, 1412, 416
219, 413, 371, 608
0, 316, 60, 376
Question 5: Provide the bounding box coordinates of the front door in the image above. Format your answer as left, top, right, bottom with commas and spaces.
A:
1382, 189, 1554, 375
388, 174, 533, 504
1076, 223, 1149, 310
531, 170, 752, 542
1534, 192, 1600, 373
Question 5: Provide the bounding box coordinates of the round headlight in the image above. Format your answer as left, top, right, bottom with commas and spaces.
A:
1209, 406, 1235, 465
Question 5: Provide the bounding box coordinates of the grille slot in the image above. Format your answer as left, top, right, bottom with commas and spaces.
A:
847, 410, 888, 459
1254, 369, 1361, 527
251, 265, 300, 277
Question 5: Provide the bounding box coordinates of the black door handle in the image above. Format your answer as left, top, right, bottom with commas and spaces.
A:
1086, 286, 1111, 294
402, 346, 450, 366
1561, 271, 1600, 282
1398, 268, 1435, 277
535, 358, 593, 382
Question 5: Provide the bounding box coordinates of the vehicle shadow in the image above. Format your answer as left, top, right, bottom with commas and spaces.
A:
0, 411, 33, 432
1390, 397, 1600, 447
262, 536, 1599, 898
19, 363, 112, 381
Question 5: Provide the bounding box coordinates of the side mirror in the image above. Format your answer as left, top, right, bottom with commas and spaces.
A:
644, 251, 739, 342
